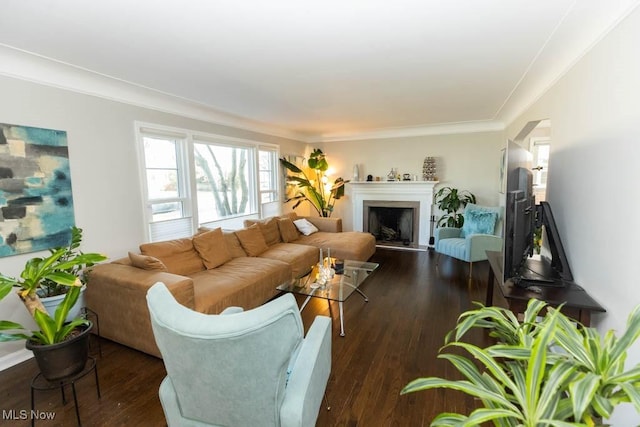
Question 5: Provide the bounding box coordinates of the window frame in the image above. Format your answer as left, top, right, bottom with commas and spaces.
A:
136, 122, 281, 242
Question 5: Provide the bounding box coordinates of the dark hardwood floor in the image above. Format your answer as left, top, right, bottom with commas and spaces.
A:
0, 248, 501, 426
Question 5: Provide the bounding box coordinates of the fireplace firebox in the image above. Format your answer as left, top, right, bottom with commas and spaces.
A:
364, 200, 419, 248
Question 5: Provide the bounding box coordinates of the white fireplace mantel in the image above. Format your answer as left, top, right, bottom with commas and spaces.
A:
348, 181, 439, 247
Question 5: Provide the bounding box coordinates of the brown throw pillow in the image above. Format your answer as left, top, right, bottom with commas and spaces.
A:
278, 218, 300, 243
259, 217, 282, 246
192, 227, 232, 269
235, 224, 269, 256
140, 238, 205, 275
128, 252, 167, 271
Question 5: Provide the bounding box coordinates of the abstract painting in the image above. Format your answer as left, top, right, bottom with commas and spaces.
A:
0, 123, 75, 257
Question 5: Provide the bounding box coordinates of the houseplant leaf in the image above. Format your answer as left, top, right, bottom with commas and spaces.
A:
0, 320, 30, 342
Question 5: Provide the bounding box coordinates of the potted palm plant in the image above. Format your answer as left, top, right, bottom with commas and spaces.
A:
280, 149, 348, 217
0, 226, 106, 380
434, 186, 476, 228
402, 299, 640, 426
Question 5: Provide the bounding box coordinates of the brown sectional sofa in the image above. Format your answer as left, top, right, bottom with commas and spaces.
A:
85, 213, 375, 357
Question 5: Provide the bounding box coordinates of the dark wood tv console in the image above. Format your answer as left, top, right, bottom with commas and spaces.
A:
486, 251, 605, 326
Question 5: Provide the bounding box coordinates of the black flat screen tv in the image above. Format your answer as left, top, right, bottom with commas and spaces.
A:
502, 141, 573, 287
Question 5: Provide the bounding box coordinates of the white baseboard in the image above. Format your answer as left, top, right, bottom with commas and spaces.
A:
376, 244, 427, 252
0, 348, 33, 371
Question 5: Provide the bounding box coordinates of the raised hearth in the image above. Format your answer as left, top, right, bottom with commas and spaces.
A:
348, 181, 438, 248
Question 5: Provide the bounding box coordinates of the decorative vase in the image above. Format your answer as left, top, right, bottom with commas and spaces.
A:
353, 164, 360, 182
26, 322, 92, 381
422, 157, 436, 181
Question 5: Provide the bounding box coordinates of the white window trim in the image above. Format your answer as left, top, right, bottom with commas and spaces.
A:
135, 121, 280, 242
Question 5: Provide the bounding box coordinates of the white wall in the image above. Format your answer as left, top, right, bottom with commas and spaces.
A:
507, 7, 640, 424
314, 132, 505, 229
0, 75, 305, 366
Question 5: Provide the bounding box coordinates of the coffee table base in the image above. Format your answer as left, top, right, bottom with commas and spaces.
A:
299, 284, 369, 336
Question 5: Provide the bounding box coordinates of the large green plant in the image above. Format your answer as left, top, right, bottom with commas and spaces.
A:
280, 149, 348, 217
435, 186, 476, 228
0, 226, 106, 345
402, 300, 640, 426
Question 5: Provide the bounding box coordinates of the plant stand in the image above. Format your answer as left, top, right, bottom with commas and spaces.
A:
30, 356, 100, 427
81, 307, 102, 358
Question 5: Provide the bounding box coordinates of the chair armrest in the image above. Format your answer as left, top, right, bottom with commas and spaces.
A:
280, 315, 332, 427
434, 227, 462, 250
466, 234, 503, 262
221, 306, 244, 315
302, 216, 342, 233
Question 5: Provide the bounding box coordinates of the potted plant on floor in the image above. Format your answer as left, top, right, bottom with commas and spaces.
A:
434, 186, 476, 228
280, 148, 349, 217
36, 227, 101, 321
0, 226, 106, 380
401, 299, 640, 426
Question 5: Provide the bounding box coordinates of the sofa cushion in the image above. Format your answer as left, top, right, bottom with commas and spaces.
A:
297, 231, 376, 262
278, 218, 300, 243
189, 257, 291, 314
259, 243, 318, 278
192, 227, 232, 269
235, 224, 269, 256
140, 238, 205, 276
293, 218, 319, 236
128, 252, 167, 271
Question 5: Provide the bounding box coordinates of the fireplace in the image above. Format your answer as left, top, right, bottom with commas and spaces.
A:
348, 181, 438, 249
364, 200, 419, 248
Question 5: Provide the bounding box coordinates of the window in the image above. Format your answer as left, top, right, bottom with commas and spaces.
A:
258, 147, 280, 218
137, 124, 280, 241
259, 148, 278, 204
530, 136, 550, 203
193, 142, 254, 224
531, 138, 550, 188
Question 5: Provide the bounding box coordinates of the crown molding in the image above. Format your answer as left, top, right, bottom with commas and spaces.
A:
496, 1, 640, 127
0, 45, 506, 144
0, 44, 307, 142
311, 120, 505, 143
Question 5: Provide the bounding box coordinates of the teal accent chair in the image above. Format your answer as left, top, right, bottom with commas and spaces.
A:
147, 282, 332, 427
434, 203, 503, 279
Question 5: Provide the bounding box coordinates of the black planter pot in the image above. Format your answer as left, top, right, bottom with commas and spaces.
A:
26, 322, 92, 381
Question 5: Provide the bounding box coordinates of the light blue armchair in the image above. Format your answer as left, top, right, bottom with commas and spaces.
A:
147, 282, 332, 427
435, 203, 503, 278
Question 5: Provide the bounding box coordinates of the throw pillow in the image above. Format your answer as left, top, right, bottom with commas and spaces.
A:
259, 217, 282, 246
140, 238, 205, 275
462, 209, 498, 236
192, 227, 232, 269
235, 224, 269, 256
278, 218, 300, 243
128, 252, 168, 271
198, 226, 247, 258
293, 218, 319, 236
222, 231, 248, 258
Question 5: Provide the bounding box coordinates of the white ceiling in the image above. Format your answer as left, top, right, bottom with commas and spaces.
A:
0, 1, 638, 141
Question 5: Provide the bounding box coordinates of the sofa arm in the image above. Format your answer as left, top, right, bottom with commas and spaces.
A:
85, 262, 195, 357
302, 216, 342, 233
466, 234, 503, 262
280, 315, 332, 427
434, 227, 462, 250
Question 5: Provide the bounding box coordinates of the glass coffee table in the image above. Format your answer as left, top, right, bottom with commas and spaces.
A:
277, 260, 379, 336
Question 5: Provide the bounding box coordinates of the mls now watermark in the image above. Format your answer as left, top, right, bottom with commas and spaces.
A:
3, 409, 56, 421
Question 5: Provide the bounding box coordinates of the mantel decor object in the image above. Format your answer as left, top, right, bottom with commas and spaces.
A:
422, 156, 436, 181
